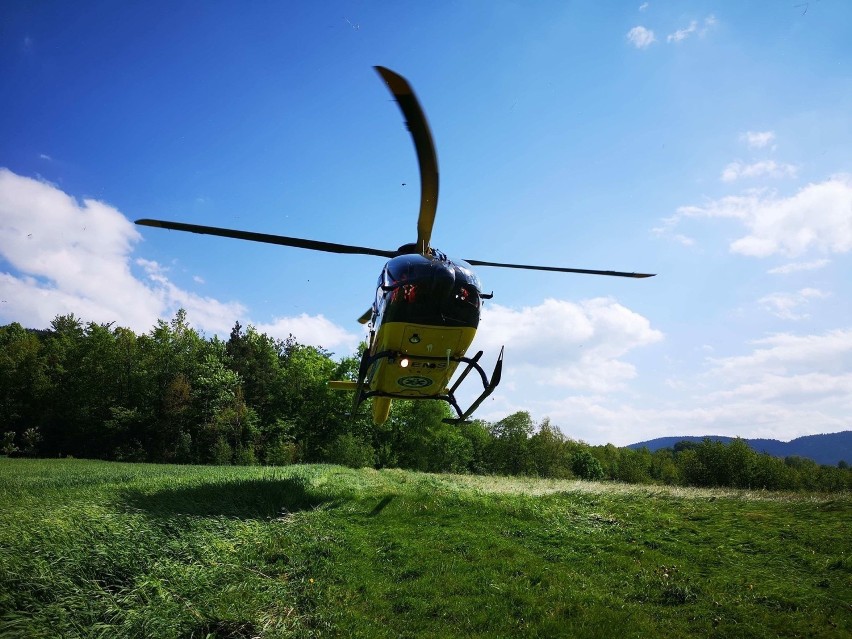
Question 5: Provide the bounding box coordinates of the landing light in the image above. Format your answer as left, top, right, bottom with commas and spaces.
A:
400, 358, 410, 368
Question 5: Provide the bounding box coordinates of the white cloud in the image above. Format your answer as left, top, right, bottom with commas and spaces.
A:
133, 258, 247, 336
669, 175, 852, 257
667, 15, 717, 43
671, 233, 695, 247
639, 2, 649, 11
455, 298, 662, 444
784, 372, 852, 401
651, 218, 695, 247
0, 168, 356, 351
709, 329, 852, 380
583, 328, 852, 444
467, 313, 852, 445
471, 298, 663, 394
757, 287, 830, 320
685, 329, 852, 438
741, 130, 776, 149
254, 313, 361, 355
767, 258, 830, 275
720, 160, 798, 182
0, 168, 160, 331
708, 372, 852, 404
667, 20, 698, 43
627, 26, 656, 49
541, 383, 851, 445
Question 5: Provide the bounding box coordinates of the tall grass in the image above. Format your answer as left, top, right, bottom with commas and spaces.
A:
1, 459, 850, 637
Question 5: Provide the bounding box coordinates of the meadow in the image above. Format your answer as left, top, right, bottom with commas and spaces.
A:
0, 459, 849, 638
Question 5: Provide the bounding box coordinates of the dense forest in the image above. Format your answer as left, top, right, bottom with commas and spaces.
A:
2, 311, 850, 492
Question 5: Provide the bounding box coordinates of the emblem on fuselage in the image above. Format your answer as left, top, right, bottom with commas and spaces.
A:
397, 376, 434, 388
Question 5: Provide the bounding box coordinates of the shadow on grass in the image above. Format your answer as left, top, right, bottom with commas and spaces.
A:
123, 475, 329, 520
368, 495, 394, 517
183, 619, 257, 639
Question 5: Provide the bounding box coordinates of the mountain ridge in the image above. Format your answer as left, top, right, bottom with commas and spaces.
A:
626, 431, 851, 467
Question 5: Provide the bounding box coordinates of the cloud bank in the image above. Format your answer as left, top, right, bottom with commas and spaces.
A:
668, 175, 852, 258
0, 169, 358, 352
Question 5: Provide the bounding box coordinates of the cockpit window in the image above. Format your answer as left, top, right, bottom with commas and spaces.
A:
454, 261, 483, 291
378, 255, 480, 328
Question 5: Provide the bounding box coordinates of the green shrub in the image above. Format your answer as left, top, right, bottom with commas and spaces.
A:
265, 439, 299, 466
211, 437, 233, 465
234, 445, 257, 466
428, 425, 474, 473
572, 450, 605, 480
324, 433, 376, 469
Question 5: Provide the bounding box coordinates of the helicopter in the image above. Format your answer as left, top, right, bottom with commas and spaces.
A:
136, 66, 654, 426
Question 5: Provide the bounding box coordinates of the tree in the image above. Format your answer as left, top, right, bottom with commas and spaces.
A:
572, 449, 605, 481
725, 438, 755, 488
263, 418, 300, 466
193, 346, 259, 464
750, 453, 789, 490
528, 419, 572, 478
487, 411, 535, 475
40, 314, 85, 456
382, 400, 449, 471
650, 448, 680, 485
1, 431, 19, 456
138, 310, 207, 461
673, 440, 699, 453
615, 447, 652, 484
276, 341, 354, 460
20, 427, 42, 457
679, 439, 733, 487
226, 323, 284, 427
428, 423, 474, 473
458, 419, 495, 474
0, 323, 48, 449
74, 321, 139, 458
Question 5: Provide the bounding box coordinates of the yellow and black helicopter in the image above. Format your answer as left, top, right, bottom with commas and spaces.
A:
136, 67, 654, 426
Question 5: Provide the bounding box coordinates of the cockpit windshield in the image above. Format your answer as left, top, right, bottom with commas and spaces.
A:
377, 254, 482, 328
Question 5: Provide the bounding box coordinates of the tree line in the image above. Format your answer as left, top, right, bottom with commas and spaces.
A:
2, 312, 849, 492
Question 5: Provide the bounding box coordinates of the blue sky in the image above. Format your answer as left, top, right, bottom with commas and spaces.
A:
2, 1, 852, 445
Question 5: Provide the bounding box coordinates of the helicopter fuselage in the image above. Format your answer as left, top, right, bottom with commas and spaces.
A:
365, 250, 483, 423
327, 249, 499, 424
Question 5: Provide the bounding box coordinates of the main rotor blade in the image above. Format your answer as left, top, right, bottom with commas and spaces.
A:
135, 219, 397, 259
463, 258, 655, 278
375, 66, 439, 255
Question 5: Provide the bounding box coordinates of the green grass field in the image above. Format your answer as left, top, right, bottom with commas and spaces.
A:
1, 459, 849, 638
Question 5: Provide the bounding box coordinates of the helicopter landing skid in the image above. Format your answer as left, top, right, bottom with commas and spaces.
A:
355, 347, 504, 424
441, 346, 503, 424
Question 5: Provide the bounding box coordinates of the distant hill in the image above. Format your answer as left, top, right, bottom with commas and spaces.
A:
627, 431, 852, 467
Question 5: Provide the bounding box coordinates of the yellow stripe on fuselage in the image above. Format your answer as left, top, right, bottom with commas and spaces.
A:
368, 322, 477, 398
